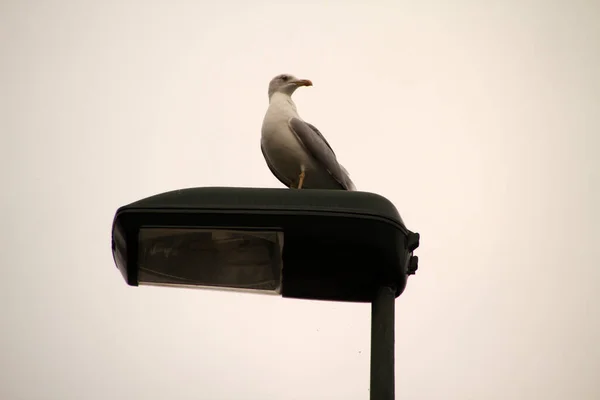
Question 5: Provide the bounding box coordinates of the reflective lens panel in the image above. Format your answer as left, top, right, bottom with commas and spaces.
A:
137, 228, 283, 294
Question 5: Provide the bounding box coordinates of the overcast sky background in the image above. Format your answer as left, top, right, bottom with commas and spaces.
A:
2, 0, 599, 399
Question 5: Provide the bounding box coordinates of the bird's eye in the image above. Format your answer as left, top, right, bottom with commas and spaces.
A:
280, 75, 289, 81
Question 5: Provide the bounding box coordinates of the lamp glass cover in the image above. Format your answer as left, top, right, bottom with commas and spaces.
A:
137, 228, 283, 294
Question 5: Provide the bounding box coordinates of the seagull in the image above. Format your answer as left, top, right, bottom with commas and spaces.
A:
260, 74, 356, 191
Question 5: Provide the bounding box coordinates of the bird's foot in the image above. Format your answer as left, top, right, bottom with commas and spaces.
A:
297, 171, 306, 189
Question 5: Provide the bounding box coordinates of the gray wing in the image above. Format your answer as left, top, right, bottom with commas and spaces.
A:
288, 117, 354, 190
304, 122, 336, 157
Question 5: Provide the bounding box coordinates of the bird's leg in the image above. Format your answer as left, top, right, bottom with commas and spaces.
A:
297, 170, 306, 189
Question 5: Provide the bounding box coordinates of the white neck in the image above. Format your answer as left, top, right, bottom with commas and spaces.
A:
269, 92, 299, 115
270, 91, 293, 103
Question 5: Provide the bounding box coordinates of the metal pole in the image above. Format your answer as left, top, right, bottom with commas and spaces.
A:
370, 286, 396, 400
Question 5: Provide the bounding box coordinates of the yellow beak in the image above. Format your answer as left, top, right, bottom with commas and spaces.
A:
293, 79, 313, 87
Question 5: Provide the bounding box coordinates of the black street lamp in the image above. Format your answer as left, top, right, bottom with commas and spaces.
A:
111, 187, 420, 399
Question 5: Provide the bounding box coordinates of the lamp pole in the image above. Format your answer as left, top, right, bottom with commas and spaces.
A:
370, 285, 396, 400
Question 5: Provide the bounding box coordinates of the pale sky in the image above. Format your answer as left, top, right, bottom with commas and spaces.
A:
2, 0, 600, 399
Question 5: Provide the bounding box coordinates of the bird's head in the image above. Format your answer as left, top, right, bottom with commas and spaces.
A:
268, 74, 312, 99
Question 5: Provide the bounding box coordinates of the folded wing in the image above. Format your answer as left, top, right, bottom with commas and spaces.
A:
288, 117, 355, 190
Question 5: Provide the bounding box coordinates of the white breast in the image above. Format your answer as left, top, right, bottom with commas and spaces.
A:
261, 94, 313, 167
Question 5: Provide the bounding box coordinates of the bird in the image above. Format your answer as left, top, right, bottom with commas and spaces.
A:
260, 74, 356, 191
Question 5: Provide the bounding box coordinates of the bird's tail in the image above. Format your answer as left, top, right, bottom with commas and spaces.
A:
340, 165, 357, 191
